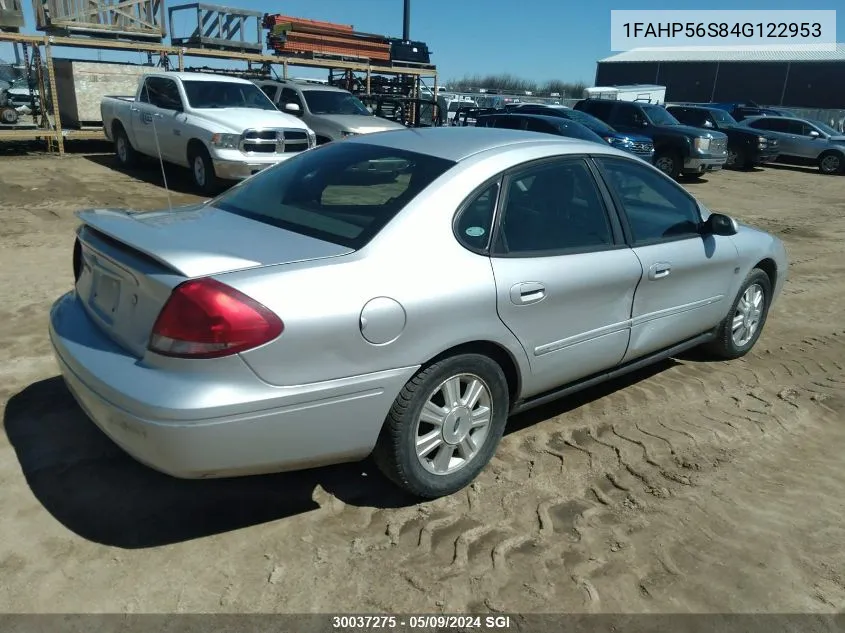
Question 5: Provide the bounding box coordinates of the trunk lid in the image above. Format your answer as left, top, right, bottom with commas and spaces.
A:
73, 204, 353, 357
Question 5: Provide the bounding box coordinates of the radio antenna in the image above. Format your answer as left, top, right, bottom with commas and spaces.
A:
143, 81, 174, 213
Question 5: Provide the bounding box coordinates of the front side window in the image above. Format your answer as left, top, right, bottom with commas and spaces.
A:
141, 77, 182, 110
596, 157, 701, 244
610, 104, 647, 127
212, 142, 456, 249
642, 105, 680, 126
281, 88, 303, 109
181, 80, 276, 110
495, 158, 614, 255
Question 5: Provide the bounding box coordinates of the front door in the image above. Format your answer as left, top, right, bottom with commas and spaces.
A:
593, 156, 739, 362
489, 156, 643, 398
788, 119, 825, 160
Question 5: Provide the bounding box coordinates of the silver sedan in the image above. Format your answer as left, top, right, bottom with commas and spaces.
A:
49, 127, 788, 499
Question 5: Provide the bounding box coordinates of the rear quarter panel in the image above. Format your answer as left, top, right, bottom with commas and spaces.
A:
221, 145, 580, 389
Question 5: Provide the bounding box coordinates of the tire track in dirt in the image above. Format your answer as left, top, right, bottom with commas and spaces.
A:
303, 329, 845, 610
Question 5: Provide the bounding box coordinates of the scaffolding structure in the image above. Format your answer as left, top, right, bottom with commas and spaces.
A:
0, 30, 438, 155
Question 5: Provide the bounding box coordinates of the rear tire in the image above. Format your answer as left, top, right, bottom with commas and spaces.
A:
818, 151, 843, 175
373, 354, 510, 499
114, 126, 137, 168
702, 268, 772, 360
189, 145, 218, 195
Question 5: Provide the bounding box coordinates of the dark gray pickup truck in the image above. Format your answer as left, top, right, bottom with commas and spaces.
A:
574, 99, 728, 179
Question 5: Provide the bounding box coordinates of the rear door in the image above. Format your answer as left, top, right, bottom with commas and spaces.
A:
593, 156, 738, 361
488, 156, 643, 397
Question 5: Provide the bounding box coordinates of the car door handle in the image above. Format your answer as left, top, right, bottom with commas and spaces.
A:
510, 282, 546, 305
129, 107, 139, 112
648, 262, 672, 280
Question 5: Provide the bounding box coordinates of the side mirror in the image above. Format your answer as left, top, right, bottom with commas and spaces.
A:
284, 102, 302, 115
703, 120, 714, 128
809, 130, 820, 138
702, 212, 738, 236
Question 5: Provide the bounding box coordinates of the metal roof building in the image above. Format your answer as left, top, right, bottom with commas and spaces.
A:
595, 45, 845, 108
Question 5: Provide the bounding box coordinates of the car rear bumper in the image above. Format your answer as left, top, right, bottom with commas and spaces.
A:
49, 291, 416, 479
683, 156, 727, 173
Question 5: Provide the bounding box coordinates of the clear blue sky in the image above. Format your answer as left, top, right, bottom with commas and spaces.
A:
2, 0, 844, 85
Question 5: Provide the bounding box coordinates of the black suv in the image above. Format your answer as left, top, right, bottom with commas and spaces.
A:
666, 105, 780, 170
574, 99, 728, 178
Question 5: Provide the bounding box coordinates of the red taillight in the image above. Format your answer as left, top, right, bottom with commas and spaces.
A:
149, 278, 283, 359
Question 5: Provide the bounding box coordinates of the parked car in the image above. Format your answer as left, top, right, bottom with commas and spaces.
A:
666, 105, 779, 170
475, 112, 609, 145
499, 103, 655, 161
2, 76, 38, 109
49, 127, 788, 499
101, 72, 316, 193
574, 99, 728, 178
707, 102, 796, 122
253, 79, 405, 144
742, 115, 845, 175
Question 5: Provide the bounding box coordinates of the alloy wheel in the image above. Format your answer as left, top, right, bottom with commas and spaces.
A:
732, 283, 765, 347
414, 373, 493, 476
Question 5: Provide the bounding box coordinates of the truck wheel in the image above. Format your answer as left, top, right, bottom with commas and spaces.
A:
189, 146, 218, 194
373, 353, 510, 499
818, 151, 843, 175
114, 127, 137, 168
726, 146, 748, 170
654, 151, 680, 178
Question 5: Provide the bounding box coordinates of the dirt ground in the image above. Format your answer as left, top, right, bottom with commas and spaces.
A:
0, 147, 844, 615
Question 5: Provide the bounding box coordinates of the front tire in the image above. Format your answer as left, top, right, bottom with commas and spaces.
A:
654, 151, 680, 178
703, 268, 772, 360
189, 146, 218, 194
373, 354, 510, 499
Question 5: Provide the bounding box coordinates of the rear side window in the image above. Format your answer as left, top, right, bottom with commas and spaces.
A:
213, 142, 456, 249
493, 116, 526, 130
578, 99, 615, 120
455, 182, 499, 251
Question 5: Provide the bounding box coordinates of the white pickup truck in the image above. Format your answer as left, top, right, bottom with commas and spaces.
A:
101, 72, 316, 193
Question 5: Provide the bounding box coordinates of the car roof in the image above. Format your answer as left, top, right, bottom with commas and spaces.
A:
667, 105, 710, 111
257, 79, 349, 93
150, 72, 250, 84
743, 115, 793, 123
343, 126, 605, 162
487, 112, 582, 127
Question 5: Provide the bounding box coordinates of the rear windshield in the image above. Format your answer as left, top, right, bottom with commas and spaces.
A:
212, 141, 456, 249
